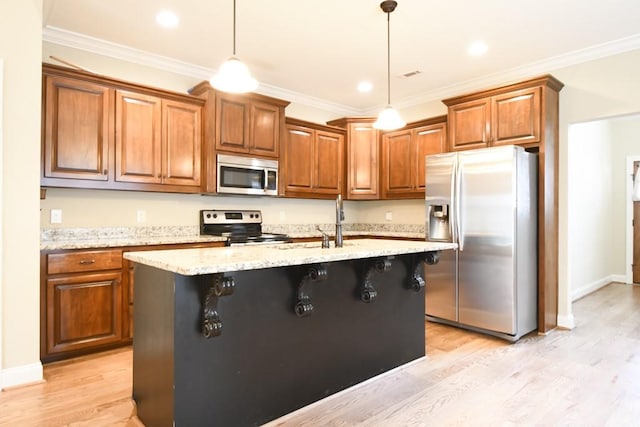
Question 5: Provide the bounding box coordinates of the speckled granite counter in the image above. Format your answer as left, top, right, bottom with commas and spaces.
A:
123, 238, 455, 275
40, 223, 426, 250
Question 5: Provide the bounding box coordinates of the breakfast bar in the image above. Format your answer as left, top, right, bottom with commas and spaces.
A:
124, 239, 455, 426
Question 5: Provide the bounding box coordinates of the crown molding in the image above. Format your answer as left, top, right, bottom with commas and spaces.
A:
390, 33, 640, 111
42, 26, 360, 117
44, 26, 640, 116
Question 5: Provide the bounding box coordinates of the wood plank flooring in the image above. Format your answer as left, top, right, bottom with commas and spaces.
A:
1, 282, 638, 426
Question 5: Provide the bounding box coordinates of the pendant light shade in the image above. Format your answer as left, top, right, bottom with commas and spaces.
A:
373, 1, 405, 131
375, 105, 406, 131
210, 0, 258, 93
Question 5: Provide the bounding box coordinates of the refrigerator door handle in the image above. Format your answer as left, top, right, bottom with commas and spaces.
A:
455, 160, 464, 251
450, 158, 457, 245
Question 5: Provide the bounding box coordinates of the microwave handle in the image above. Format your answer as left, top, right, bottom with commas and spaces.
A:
263, 170, 268, 191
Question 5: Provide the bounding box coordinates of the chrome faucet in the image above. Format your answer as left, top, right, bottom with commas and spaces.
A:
335, 194, 344, 247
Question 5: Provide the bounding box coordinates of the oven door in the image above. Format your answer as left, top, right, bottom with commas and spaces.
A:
217, 154, 278, 196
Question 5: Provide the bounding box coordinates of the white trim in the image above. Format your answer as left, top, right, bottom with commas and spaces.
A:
0, 363, 44, 390
42, 26, 360, 117
571, 275, 618, 302
43, 26, 640, 116
626, 155, 640, 284
557, 314, 575, 330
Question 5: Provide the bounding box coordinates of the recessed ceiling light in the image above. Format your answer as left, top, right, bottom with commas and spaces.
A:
468, 41, 488, 56
156, 10, 179, 28
357, 81, 373, 93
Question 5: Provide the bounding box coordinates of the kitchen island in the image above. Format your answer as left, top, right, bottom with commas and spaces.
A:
124, 239, 455, 426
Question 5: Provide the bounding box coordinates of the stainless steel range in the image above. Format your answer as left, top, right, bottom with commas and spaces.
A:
199, 210, 291, 246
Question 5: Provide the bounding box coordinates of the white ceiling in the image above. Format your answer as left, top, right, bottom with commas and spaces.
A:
42, 0, 640, 114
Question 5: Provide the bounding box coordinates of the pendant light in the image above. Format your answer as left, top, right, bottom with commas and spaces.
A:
210, 0, 258, 93
373, 1, 406, 131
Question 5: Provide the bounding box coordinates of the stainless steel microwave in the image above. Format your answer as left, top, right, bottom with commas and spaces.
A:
216, 154, 279, 196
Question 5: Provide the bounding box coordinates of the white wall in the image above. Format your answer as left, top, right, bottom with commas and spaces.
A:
552, 50, 640, 328
0, 0, 43, 388
567, 120, 617, 302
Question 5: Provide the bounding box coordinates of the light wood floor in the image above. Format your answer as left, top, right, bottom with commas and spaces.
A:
1, 282, 639, 426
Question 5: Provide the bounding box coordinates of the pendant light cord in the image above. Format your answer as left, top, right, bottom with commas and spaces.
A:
386, 10, 391, 106
232, 0, 237, 55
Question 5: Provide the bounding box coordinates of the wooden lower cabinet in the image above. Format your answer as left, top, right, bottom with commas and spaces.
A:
45, 272, 123, 357
41, 242, 225, 363
41, 248, 124, 362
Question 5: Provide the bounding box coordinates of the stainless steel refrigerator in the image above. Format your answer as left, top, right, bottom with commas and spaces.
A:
425, 145, 537, 341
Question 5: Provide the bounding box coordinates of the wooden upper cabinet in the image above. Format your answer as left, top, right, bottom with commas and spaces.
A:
447, 98, 490, 151
43, 75, 113, 181
251, 101, 281, 157
444, 78, 549, 151
216, 94, 249, 153
283, 124, 314, 193
327, 118, 379, 200
115, 90, 162, 184
380, 118, 447, 199
212, 90, 287, 159
282, 118, 344, 198
491, 87, 540, 147
162, 99, 202, 186
41, 64, 204, 193
414, 122, 447, 191
381, 130, 413, 196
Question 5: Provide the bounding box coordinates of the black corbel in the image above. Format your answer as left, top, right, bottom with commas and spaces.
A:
294, 263, 328, 317
357, 256, 393, 303
406, 251, 440, 292
201, 274, 235, 338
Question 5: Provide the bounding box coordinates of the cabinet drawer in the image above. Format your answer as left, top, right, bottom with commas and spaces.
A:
47, 249, 123, 274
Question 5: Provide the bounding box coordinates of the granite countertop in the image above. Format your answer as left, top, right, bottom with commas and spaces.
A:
40, 224, 427, 250
123, 239, 457, 275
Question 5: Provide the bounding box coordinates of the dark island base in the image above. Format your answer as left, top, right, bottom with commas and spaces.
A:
133, 254, 429, 426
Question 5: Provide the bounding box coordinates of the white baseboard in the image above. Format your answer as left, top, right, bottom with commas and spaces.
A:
1, 362, 43, 390
571, 275, 618, 302
610, 274, 628, 284
557, 313, 575, 330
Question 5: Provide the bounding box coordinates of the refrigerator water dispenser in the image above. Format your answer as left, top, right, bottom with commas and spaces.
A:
427, 204, 451, 241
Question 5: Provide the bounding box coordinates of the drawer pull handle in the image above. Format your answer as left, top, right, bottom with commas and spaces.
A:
79, 259, 96, 265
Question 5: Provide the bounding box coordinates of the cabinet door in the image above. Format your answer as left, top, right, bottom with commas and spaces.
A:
216, 95, 249, 153
284, 125, 314, 193
413, 123, 447, 191
381, 130, 413, 197
115, 90, 162, 183
162, 100, 202, 186
314, 130, 344, 194
448, 98, 490, 151
491, 87, 541, 147
250, 101, 280, 157
43, 75, 112, 181
347, 123, 379, 199
46, 272, 122, 356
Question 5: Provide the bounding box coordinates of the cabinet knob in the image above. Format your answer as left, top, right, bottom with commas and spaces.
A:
103, 169, 108, 175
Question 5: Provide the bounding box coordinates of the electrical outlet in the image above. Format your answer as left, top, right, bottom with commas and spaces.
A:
385, 211, 393, 221
279, 211, 286, 221
50, 209, 62, 224
137, 210, 147, 223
